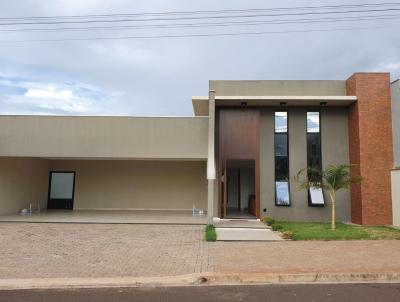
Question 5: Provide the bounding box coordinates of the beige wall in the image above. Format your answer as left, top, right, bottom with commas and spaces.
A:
210, 80, 346, 96
391, 80, 400, 167
0, 157, 49, 214
259, 107, 350, 222
392, 169, 400, 226
0, 116, 208, 160
49, 160, 207, 211
392, 80, 400, 225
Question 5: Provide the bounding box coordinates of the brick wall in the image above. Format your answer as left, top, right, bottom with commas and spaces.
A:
346, 73, 393, 225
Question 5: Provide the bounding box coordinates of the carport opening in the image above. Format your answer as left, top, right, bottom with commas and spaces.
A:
225, 160, 256, 219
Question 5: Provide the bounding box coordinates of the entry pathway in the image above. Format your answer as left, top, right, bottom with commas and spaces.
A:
213, 218, 269, 229
216, 228, 282, 241
213, 219, 282, 241
0, 223, 400, 279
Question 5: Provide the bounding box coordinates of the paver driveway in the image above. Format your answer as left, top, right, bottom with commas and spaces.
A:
0, 223, 211, 278
1, 223, 400, 279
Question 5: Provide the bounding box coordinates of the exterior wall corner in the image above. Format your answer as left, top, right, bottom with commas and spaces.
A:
346, 73, 393, 225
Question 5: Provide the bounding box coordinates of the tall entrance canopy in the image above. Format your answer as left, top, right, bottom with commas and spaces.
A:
218, 109, 260, 218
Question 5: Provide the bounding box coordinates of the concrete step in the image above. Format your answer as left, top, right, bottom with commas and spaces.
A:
215, 228, 282, 241
213, 218, 271, 229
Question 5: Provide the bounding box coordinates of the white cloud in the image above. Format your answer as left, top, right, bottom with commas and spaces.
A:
0, 75, 122, 115
3, 94, 92, 114
25, 87, 73, 100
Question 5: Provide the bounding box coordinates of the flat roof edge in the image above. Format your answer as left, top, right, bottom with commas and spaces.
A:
192, 96, 209, 100
0, 115, 207, 119
208, 79, 347, 83
215, 95, 357, 100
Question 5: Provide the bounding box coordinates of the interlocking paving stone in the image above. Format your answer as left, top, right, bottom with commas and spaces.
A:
1, 223, 400, 279
0, 223, 209, 278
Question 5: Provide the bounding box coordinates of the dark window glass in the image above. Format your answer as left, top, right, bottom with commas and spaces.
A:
306, 111, 324, 206
275, 133, 288, 156
275, 156, 289, 181
307, 133, 321, 170
275, 112, 290, 206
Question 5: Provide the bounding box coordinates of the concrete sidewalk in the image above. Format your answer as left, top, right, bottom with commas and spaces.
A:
213, 218, 282, 241
0, 223, 400, 288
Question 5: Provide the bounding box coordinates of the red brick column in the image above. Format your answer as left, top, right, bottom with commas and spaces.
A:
346, 73, 393, 225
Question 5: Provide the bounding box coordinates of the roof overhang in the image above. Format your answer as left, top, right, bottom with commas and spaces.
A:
192, 95, 357, 116
192, 96, 209, 116
216, 95, 357, 106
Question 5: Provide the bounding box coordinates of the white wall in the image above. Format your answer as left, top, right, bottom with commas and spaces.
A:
392, 169, 400, 226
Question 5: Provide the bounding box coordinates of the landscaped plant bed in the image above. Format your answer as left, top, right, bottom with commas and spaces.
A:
264, 221, 400, 241
205, 224, 217, 241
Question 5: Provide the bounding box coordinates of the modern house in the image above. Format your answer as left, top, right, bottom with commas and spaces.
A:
0, 72, 398, 226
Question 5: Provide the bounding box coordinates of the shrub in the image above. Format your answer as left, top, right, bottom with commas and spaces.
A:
205, 224, 217, 241
281, 230, 293, 240
262, 216, 275, 226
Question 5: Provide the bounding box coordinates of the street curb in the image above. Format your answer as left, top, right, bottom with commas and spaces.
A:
0, 272, 400, 290
207, 272, 400, 284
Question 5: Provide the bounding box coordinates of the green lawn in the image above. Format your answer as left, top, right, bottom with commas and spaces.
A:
273, 221, 400, 241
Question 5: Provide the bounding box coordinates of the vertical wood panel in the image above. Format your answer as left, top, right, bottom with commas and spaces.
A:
219, 109, 259, 160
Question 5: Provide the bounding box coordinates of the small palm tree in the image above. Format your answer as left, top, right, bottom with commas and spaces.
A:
296, 164, 362, 231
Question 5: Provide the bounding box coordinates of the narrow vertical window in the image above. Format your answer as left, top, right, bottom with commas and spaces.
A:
307, 111, 324, 206
275, 112, 290, 206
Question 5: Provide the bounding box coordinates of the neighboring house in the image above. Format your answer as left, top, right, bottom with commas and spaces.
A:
391, 79, 400, 227
0, 72, 397, 226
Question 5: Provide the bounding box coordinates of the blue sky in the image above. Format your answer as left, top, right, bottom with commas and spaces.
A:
0, 0, 399, 116
0, 74, 117, 114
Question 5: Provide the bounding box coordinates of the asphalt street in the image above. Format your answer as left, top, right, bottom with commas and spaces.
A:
0, 283, 400, 302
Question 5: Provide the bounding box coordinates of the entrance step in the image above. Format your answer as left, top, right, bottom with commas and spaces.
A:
215, 228, 283, 241
213, 218, 270, 229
